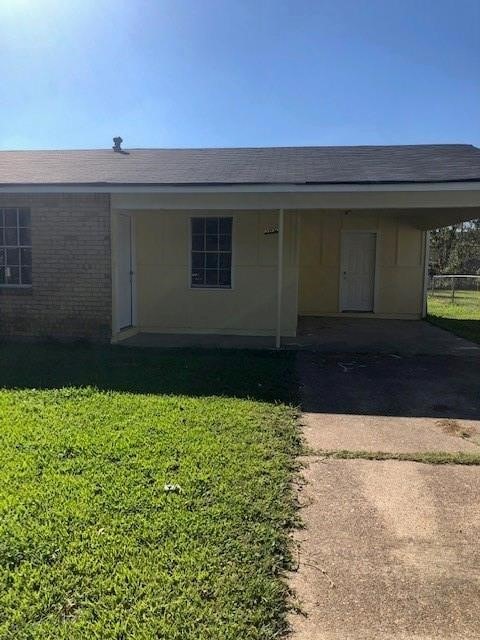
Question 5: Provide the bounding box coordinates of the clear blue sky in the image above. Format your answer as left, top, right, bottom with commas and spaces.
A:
1, 0, 479, 150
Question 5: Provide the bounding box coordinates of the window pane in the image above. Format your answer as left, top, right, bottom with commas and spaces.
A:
5, 228, 17, 245
206, 235, 218, 251
191, 218, 205, 234
21, 266, 32, 285
6, 266, 19, 285
6, 248, 20, 265
219, 235, 232, 251
0, 249, 4, 266
0, 268, 4, 285
4, 209, 17, 227
219, 253, 231, 269
192, 234, 204, 251
19, 227, 31, 245
205, 253, 219, 269
219, 218, 232, 234
19, 208, 31, 227
0, 228, 3, 245
205, 269, 218, 286
219, 270, 231, 287
191, 252, 205, 269
205, 218, 218, 234
191, 269, 205, 286
20, 248, 32, 266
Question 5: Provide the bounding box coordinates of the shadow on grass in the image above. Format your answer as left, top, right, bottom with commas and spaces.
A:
0, 342, 298, 404
427, 316, 480, 345
3, 336, 479, 417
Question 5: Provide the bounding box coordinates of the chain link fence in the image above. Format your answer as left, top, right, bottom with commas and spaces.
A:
429, 275, 480, 307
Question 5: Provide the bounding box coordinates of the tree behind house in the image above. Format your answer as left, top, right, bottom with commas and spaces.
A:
430, 219, 480, 275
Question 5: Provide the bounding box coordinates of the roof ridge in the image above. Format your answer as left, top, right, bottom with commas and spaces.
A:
0, 143, 476, 153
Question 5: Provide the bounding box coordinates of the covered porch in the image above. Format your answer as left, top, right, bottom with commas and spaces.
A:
110, 185, 480, 349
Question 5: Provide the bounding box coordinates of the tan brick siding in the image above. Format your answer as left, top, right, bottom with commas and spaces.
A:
0, 194, 111, 341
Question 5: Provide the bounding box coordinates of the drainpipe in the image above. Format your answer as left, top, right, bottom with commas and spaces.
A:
276, 208, 285, 349
422, 230, 430, 318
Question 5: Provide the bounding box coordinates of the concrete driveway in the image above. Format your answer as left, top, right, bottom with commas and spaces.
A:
289, 350, 480, 640
287, 317, 480, 356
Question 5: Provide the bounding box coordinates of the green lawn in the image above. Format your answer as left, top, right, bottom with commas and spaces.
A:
0, 344, 300, 640
427, 290, 480, 344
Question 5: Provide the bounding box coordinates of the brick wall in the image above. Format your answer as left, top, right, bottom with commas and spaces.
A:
0, 194, 111, 342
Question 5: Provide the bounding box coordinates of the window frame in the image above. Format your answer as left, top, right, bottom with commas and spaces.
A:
189, 215, 234, 290
0, 207, 32, 288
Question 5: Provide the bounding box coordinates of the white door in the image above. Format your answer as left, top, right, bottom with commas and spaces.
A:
115, 214, 133, 330
340, 232, 376, 312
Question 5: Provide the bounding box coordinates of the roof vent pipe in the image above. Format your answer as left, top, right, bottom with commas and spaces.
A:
112, 136, 123, 152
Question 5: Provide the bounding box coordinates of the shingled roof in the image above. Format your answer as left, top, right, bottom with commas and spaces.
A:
1, 144, 480, 186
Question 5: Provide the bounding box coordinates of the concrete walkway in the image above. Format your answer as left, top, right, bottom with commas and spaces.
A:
289, 350, 480, 640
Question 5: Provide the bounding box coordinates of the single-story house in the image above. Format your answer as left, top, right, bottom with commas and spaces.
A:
1, 142, 480, 347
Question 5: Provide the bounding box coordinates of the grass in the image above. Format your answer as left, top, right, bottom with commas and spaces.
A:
313, 449, 480, 465
427, 289, 480, 344
0, 344, 300, 640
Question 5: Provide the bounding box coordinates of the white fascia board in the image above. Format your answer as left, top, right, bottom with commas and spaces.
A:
0, 181, 480, 194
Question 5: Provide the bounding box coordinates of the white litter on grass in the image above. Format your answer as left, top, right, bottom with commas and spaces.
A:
163, 483, 182, 493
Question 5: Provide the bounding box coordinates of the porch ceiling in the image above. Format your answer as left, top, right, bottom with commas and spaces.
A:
405, 207, 480, 230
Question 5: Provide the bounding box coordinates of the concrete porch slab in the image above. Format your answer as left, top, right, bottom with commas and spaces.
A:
118, 319, 479, 356
118, 332, 276, 349
287, 317, 480, 356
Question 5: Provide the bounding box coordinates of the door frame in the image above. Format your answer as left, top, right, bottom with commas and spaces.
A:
112, 212, 137, 334
338, 229, 379, 313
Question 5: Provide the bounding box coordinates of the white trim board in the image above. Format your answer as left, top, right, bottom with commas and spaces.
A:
1, 181, 480, 194
111, 212, 137, 333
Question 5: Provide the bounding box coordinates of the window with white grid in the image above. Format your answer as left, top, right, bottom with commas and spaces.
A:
191, 217, 232, 288
0, 208, 32, 286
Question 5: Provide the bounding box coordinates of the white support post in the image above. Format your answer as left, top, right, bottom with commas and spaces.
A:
422, 230, 430, 318
276, 208, 285, 349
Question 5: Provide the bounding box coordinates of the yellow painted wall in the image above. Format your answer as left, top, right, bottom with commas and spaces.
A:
298, 211, 424, 317
134, 210, 299, 336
